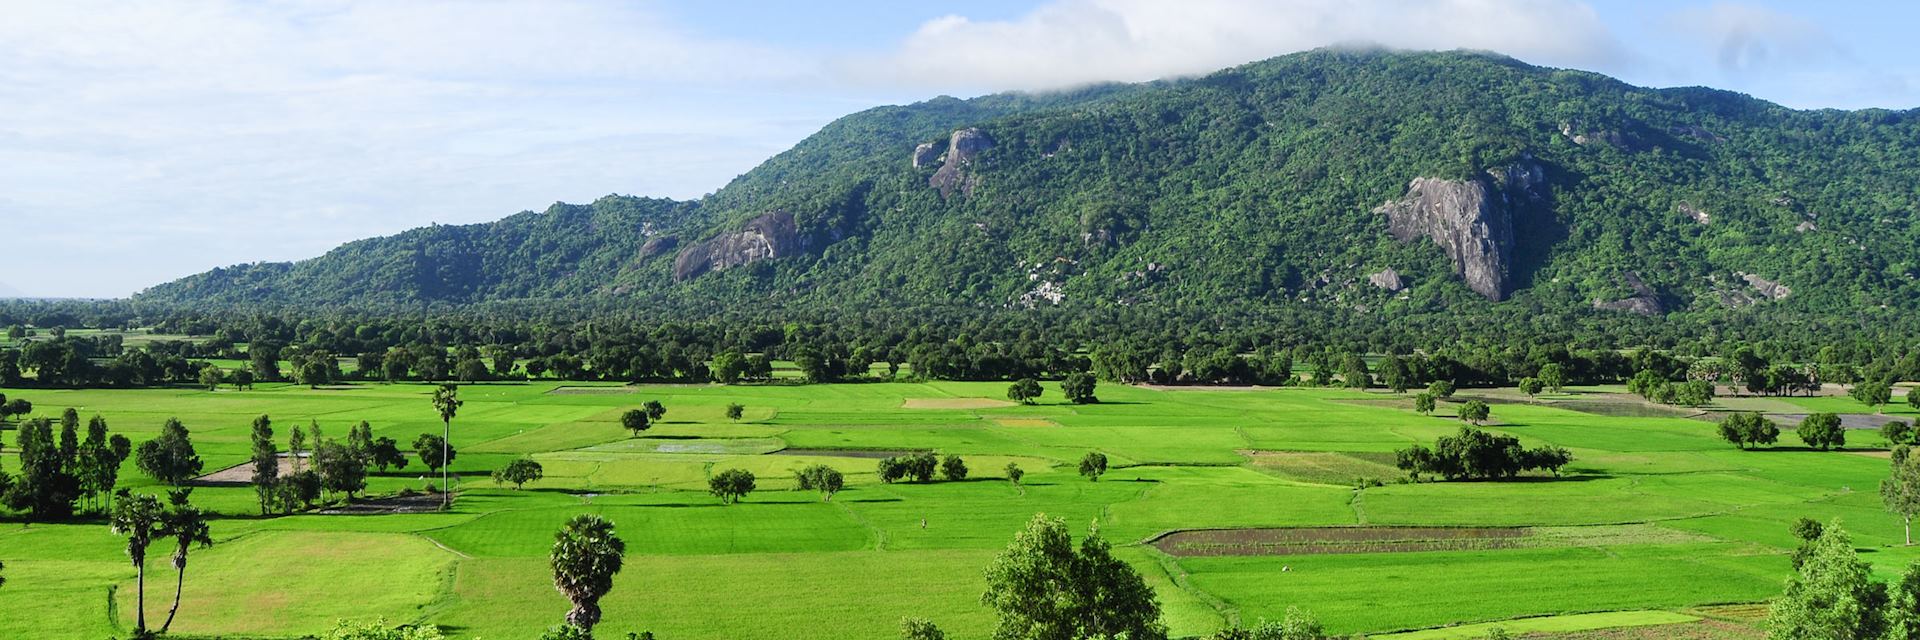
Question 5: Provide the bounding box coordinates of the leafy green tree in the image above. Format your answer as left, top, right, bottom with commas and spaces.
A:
250, 415, 277, 515
4, 418, 81, 518
621, 409, 651, 437
78, 415, 131, 512
941, 454, 969, 481
1888, 446, 1920, 546
1079, 452, 1108, 482
313, 440, 368, 500
1456, 400, 1491, 425
711, 350, 746, 384
902, 451, 939, 482
1008, 377, 1044, 404
1061, 372, 1098, 404
1517, 377, 1543, 399
1414, 392, 1436, 415
900, 617, 947, 640
1855, 381, 1895, 414
726, 403, 745, 421
230, 369, 255, 391
1339, 353, 1371, 389
289, 424, 308, 472
455, 358, 489, 383
1005, 462, 1025, 485
1427, 380, 1456, 398
793, 464, 845, 501
1208, 607, 1326, 640
1887, 422, 1916, 447
413, 433, 456, 474
493, 458, 545, 489
137, 418, 203, 485
1910, 389, 1920, 412
550, 514, 626, 633
432, 384, 462, 508
1538, 363, 1566, 392
110, 491, 167, 637
369, 437, 408, 472
877, 457, 907, 484
1887, 562, 1920, 640
981, 514, 1167, 640
644, 400, 666, 421
157, 488, 212, 635
1765, 524, 1887, 640
709, 468, 756, 504
1799, 413, 1847, 451
317, 618, 448, 640
1380, 355, 1412, 393
197, 365, 224, 391
1716, 412, 1780, 450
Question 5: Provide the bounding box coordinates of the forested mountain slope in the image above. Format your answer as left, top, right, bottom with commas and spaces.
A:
139, 49, 1920, 321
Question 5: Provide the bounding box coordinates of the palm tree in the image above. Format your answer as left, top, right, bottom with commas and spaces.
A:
109, 492, 166, 637
550, 514, 627, 632
431, 384, 462, 509
159, 488, 213, 634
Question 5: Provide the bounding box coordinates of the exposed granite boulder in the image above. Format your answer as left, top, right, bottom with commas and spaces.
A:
912, 141, 942, 169
1739, 272, 1791, 300
1376, 162, 1543, 301
672, 211, 803, 280
929, 128, 993, 197
1368, 268, 1405, 292
1678, 202, 1710, 225
638, 235, 678, 260
1593, 271, 1664, 315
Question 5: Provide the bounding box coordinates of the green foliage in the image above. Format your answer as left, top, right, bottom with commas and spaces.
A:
136, 418, 203, 486
1396, 426, 1573, 480
792, 464, 845, 501
1888, 446, 1920, 545
940, 455, 969, 482
981, 514, 1167, 640
494, 458, 546, 490
550, 514, 626, 632
1798, 413, 1847, 450
1061, 373, 1098, 404
1414, 393, 1436, 415
725, 403, 745, 421
1456, 400, 1491, 424
1007, 377, 1043, 404
1718, 412, 1781, 450
708, 468, 756, 504
317, 619, 447, 640
621, 409, 652, 437
412, 433, 455, 472
1005, 462, 1025, 485
1766, 524, 1887, 640
900, 618, 947, 640
1079, 452, 1108, 482
1427, 380, 1456, 399
1208, 607, 1327, 640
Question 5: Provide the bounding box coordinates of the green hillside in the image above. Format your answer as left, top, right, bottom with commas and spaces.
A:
139, 49, 1920, 319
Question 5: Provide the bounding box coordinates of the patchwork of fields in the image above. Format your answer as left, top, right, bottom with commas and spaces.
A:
0, 380, 1915, 639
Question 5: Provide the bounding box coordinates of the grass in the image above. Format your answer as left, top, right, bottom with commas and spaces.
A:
0, 380, 1912, 639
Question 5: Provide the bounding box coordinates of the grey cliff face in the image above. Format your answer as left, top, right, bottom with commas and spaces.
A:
672, 211, 803, 280
929, 128, 993, 197
1377, 162, 1542, 301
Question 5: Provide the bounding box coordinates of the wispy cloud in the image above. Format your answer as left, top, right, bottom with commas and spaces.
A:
841, 0, 1633, 92
1665, 2, 1845, 74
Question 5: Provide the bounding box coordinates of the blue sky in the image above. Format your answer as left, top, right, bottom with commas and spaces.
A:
2, 0, 1915, 298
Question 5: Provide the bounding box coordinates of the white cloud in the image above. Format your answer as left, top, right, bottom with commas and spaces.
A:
1665, 2, 1843, 74
0, 1, 837, 298
844, 0, 1632, 91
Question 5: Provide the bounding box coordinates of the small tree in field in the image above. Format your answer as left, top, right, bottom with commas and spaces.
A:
1061, 372, 1099, 404
643, 400, 666, 422
900, 617, 947, 640
1718, 412, 1780, 450
1005, 462, 1024, 486
1079, 452, 1108, 481
793, 464, 844, 501
1799, 413, 1847, 450
1008, 378, 1043, 405
431, 384, 462, 509
1517, 377, 1543, 399
137, 418, 203, 485
494, 458, 545, 490
110, 491, 167, 637
982, 514, 1167, 640
941, 455, 969, 481
1427, 380, 1456, 399
550, 514, 625, 633
197, 365, 224, 391
413, 433, 456, 474
1885, 421, 1914, 447
1456, 400, 1491, 425
1414, 392, 1436, 415
1887, 446, 1920, 546
1766, 524, 1884, 640
726, 403, 745, 421
157, 488, 212, 634
709, 468, 756, 504
621, 409, 651, 437
1910, 390, 1920, 412
1538, 363, 1567, 393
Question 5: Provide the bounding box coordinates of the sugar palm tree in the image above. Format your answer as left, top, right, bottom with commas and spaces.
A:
159, 488, 213, 634
432, 384, 462, 509
109, 491, 166, 637
551, 514, 626, 632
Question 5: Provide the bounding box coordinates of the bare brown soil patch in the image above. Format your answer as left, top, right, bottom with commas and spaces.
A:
1244, 450, 1402, 485
902, 397, 1015, 409
1540, 619, 1760, 640
317, 492, 448, 515
195, 454, 303, 485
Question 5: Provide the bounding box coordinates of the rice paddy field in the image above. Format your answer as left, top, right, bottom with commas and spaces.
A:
0, 379, 1915, 639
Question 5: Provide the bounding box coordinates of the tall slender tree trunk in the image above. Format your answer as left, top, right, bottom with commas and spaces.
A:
1907, 516, 1912, 547
134, 561, 147, 635
441, 418, 450, 509
160, 558, 185, 633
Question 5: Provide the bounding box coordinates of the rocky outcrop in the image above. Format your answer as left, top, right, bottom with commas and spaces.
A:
929, 128, 993, 197
912, 142, 942, 169
1739, 272, 1791, 300
1678, 202, 1710, 225
1377, 162, 1543, 301
638, 235, 678, 260
1593, 271, 1663, 315
1368, 268, 1405, 292
672, 211, 803, 280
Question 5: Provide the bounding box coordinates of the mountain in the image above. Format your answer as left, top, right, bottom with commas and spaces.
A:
138, 49, 1920, 321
